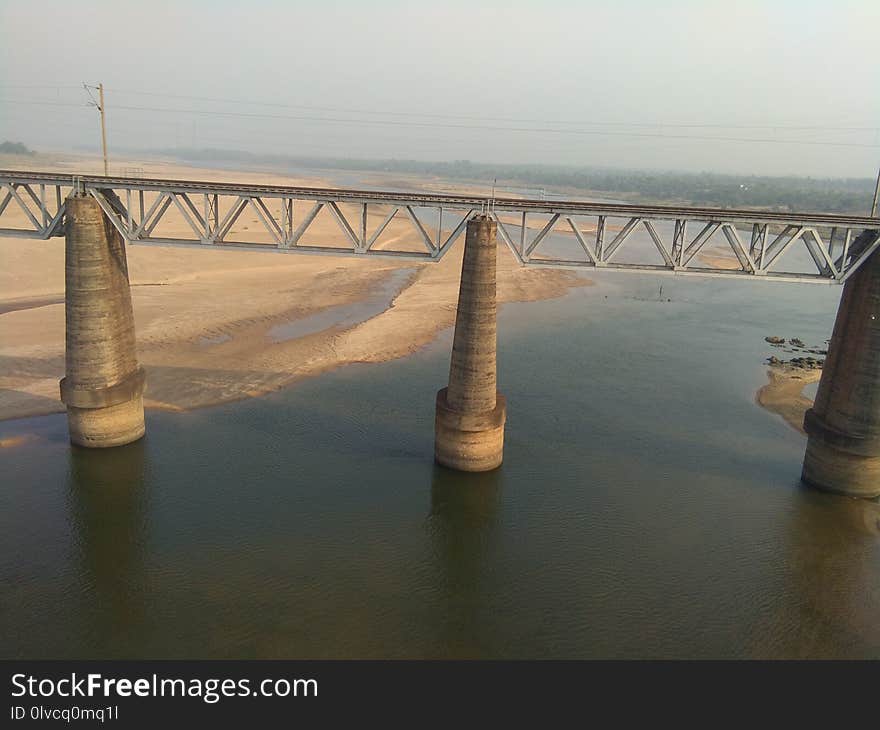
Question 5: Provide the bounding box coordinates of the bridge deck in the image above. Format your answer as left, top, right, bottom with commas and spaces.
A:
1, 170, 877, 283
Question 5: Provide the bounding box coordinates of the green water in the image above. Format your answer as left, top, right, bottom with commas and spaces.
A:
2, 275, 879, 658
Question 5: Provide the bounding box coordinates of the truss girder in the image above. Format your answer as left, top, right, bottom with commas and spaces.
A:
0, 180, 71, 239
512, 209, 879, 283
0, 170, 877, 282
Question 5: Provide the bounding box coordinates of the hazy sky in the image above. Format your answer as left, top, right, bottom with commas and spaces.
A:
1, 0, 878, 176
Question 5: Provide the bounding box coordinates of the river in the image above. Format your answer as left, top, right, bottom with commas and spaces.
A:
2, 270, 879, 659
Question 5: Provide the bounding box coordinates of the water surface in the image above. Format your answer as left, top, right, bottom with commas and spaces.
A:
2, 275, 878, 659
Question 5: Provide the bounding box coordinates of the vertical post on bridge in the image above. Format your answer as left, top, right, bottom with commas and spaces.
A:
802, 245, 880, 497
60, 193, 146, 448
98, 83, 109, 177
434, 214, 506, 471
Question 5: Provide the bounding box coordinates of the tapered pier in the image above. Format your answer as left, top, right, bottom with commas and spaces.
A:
802, 245, 880, 497
60, 194, 145, 447
435, 214, 506, 471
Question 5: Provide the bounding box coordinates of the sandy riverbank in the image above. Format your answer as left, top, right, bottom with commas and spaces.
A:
1, 153, 814, 432
756, 366, 821, 434
0, 154, 589, 421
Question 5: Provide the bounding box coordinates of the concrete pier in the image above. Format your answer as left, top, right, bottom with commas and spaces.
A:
60, 194, 145, 448
435, 215, 506, 471
802, 245, 880, 497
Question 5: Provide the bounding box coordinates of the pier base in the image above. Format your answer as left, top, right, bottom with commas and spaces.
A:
435, 388, 506, 471
434, 215, 506, 471
802, 242, 880, 498
60, 194, 145, 448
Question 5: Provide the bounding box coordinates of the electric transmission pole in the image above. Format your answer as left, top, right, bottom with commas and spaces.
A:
872, 164, 879, 218
84, 82, 109, 175
98, 83, 108, 176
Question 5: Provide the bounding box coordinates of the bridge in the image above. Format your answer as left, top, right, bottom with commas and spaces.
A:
1, 169, 878, 498
2, 170, 879, 283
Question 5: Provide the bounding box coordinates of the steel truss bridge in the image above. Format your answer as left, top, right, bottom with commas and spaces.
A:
1, 170, 878, 284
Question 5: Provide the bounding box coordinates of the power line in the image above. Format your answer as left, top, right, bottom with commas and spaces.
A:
95, 88, 880, 132
71, 103, 880, 149
2, 85, 878, 133
0, 84, 82, 90
0, 99, 87, 108
1, 97, 877, 149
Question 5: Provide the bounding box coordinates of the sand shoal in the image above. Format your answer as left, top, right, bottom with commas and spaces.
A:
755, 367, 821, 435
0, 155, 588, 421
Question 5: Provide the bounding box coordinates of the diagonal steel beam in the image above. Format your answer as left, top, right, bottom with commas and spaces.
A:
801, 227, 837, 277
838, 229, 880, 280
603, 217, 640, 262
169, 193, 208, 241
89, 189, 131, 240
840, 230, 880, 282
438, 209, 475, 258
0, 188, 13, 219
143, 194, 174, 237
215, 196, 249, 241
251, 196, 283, 242
681, 221, 720, 267
811, 228, 840, 279
365, 206, 399, 250
44, 203, 67, 238
326, 200, 361, 249
643, 219, 674, 267
247, 197, 282, 245
524, 213, 561, 258
565, 217, 598, 264
404, 205, 436, 253
20, 183, 43, 212
762, 225, 798, 264
178, 192, 207, 230
134, 191, 173, 237
763, 226, 806, 270
2, 183, 42, 231
494, 212, 524, 264
721, 223, 756, 273
288, 201, 324, 247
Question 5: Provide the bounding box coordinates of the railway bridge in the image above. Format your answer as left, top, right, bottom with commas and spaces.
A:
1, 170, 878, 496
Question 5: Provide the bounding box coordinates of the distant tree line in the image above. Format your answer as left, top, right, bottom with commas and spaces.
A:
163, 147, 876, 215
0, 141, 34, 155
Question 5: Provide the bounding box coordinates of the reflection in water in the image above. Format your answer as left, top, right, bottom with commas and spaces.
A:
4, 273, 878, 658
68, 439, 148, 656
766, 489, 880, 658
427, 466, 501, 658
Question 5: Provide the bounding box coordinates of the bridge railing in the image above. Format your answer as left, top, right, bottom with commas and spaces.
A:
1, 170, 877, 283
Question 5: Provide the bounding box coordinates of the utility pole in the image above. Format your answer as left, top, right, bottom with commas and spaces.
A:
872, 164, 879, 218
84, 82, 109, 175
98, 83, 108, 176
